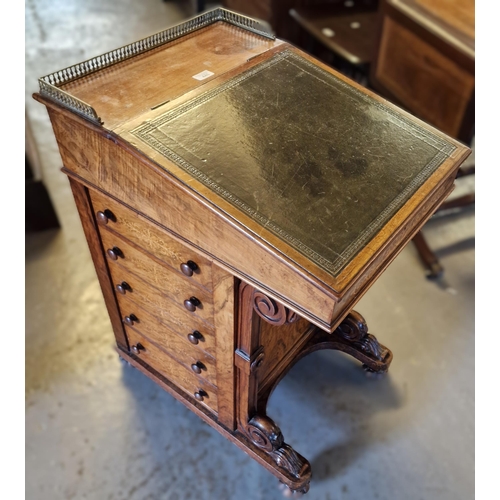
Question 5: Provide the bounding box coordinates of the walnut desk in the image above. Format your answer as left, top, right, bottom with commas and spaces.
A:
34, 8, 470, 495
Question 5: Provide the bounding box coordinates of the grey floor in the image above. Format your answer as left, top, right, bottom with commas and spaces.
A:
25, 1, 475, 499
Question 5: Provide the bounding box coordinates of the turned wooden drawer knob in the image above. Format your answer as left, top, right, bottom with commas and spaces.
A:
96, 209, 115, 225
184, 296, 201, 312
180, 260, 199, 277
191, 361, 205, 374
124, 314, 138, 326
106, 246, 123, 260
116, 282, 132, 294
187, 330, 204, 345
131, 343, 144, 355
194, 389, 208, 402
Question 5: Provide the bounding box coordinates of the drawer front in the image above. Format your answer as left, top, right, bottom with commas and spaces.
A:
121, 306, 217, 385
109, 265, 215, 339
101, 229, 214, 325
89, 188, 213, 291
117, 291, 216, 358
127, 328, 218, 414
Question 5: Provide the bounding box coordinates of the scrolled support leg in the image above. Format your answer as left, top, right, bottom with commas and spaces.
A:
244, 415, 311, 493
333, 311, 393, 374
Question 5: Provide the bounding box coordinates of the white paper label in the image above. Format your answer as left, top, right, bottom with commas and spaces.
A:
192, 70, 214, 81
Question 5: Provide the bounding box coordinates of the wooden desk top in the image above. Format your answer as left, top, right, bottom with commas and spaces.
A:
35, 8, 470, 330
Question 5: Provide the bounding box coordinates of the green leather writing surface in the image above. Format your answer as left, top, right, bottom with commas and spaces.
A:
133, 50, 455, 276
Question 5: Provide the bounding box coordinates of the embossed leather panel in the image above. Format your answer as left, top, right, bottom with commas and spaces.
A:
132, 50, 456, 276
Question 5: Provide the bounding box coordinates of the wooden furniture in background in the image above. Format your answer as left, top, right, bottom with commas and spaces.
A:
371, 0, 475, 277
222, 0, 356, 41
372, 0, 474, 141
289, 1, 379, 82
34, 8, 469, 495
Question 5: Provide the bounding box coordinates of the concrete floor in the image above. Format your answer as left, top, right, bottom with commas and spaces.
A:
26, 1, 475, 499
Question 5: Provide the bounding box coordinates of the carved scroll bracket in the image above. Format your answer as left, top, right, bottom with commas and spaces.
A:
245, 415, 311, 488
334, 311, 391, 366
253, 291, 300, 326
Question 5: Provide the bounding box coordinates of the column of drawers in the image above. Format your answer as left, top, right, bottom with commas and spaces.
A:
89, 189, 219, 414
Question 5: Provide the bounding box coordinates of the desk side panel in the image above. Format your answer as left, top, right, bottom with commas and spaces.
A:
68, 178, 128, 350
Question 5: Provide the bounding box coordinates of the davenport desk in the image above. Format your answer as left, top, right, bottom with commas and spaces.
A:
34, 8, 470, 495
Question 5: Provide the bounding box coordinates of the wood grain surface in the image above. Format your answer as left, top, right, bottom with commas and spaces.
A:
38, 91, 469, 331
100, 228, 215, 322
109, 263, 216, 337
116, 289, 216, 357
126, 328, 217, 412
126, 328, 218, 414
90, 187, 214, 290
122, 306, 217, 386
61, 22, 283, 129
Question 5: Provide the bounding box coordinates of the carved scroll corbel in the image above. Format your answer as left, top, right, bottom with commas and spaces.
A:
331, 311, 393, 374
245, 415, 311, 491
334, 311, 388, 362
253, 291, 300, 326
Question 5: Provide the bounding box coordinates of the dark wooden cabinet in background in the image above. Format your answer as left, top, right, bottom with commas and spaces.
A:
371, 0, 475, 277
372, 0, 474, 142
34, 8, 469, 494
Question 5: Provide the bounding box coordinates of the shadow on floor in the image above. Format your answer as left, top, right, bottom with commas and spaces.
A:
269, 350, 403, 482
119, 346, 403, 491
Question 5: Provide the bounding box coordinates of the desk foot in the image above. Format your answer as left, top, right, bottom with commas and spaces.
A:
292, 311, 392, 375
331, 311, 392, 374
243, 414, 311, 493
279, 481, 307, 497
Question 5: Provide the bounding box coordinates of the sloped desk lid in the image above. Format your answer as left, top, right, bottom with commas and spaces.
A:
130, 49, 456, 277
37, 9, 469, 299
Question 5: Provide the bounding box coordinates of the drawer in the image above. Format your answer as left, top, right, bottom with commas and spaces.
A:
101, 229, 214, 325
117, 291, 216, 358
109, 264, 215, 339
89, 188, 213, 291
127, 328, 218, 414
121, 305, 217, 385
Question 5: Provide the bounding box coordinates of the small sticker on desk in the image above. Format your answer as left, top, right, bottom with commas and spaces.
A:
192, 70, 214, 81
